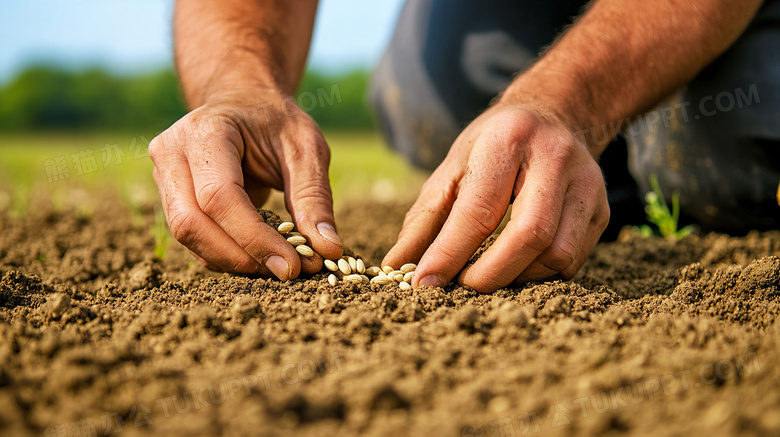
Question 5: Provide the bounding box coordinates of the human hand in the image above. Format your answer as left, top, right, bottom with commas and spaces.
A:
383, 104, 609, 293
149, 91, 343, 279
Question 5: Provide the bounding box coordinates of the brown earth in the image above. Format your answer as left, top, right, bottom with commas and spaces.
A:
0, 192, 779, 437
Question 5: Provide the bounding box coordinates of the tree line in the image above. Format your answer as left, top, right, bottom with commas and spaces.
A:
0, 65, 375, 132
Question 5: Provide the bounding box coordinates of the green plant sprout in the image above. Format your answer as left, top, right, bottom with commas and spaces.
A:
153, 205, 170, 261
637, 174, 695, 240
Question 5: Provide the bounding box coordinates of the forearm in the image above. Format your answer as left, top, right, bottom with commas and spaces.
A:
502, 0, 763, 155
174, 0, 318, 108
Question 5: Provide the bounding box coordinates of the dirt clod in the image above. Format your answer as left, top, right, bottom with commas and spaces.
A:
44, 293, 71, 318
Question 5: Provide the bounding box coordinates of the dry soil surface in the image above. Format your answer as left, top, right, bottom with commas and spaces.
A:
1, 194, 779, 437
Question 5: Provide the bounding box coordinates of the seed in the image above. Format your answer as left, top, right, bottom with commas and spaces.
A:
365, 266, 381, 276
327, 274, 338, 286
403, 271, 414, 283
370, 276, 392, 285
356, 259, 366, 274
394, 273, 404, 282
344, 274, 363, 283
287, 235, 307, 246
360, 275, 370, 283
278, 222, 295, 233
399, 281, 412, 290
400, 263, 417, 274
324, 259, 339, 272
338, 258, 351, 275
389, 270, 402, 280
295, 245, 314, 257
347, 256, 357, 272
382, 266, 394, 274
290, 231, 303, 237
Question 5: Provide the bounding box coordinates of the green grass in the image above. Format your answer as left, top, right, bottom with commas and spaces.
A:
324, 131, 427, 203
0, 130, 426, 215
0, 131, 158, 217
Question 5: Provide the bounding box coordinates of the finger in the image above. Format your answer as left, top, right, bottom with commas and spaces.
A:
512, 208, 606, 284
300, 250, 324, 275
281, 133, 343, 261
382, 167, 459, 269
518, 174, 609, 282
185, 135, 300, 280
412, 138, 521, 288
558, 191, 609, 279
151, 153, 263, 274
510, 189, 592, 282
186, 249, 210, 268
457, 167, 566, 293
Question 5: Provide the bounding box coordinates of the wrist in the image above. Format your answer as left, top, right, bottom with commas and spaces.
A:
180, 52, 290, 109
499, 65, 612, 156
201, 74, 287, 108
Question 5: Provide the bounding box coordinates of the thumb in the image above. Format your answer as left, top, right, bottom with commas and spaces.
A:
283, 135, 343, 261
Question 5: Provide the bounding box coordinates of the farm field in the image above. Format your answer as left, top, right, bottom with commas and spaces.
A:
0, 132, 779, 437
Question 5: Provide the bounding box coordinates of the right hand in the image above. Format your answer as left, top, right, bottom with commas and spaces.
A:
149, 90, 343, 280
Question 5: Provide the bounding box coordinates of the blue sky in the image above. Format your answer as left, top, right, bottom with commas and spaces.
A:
0, 0, 405, 83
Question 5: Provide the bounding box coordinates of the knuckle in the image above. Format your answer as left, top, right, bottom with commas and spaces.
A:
516, 215, 557, 252
230, 255, 260, 273
289, 131, 329, 161
542, 240, 577, 272
457, 198, 504, 235
559, 264, 581, 280
168, 209, 198, 246
196, 181, 231, 217
291, 180, 332, 206
241, 232, 271, 257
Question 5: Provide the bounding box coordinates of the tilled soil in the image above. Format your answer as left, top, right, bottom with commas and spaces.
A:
0, 193, 779, 437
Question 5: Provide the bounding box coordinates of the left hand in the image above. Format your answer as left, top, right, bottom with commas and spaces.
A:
382, 103, 610, 293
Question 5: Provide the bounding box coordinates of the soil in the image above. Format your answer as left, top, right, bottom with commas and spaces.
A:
0, 191, 779, 437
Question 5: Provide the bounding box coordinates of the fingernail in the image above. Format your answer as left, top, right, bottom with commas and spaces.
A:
418, 274, 444, 288
317, 222, 342, 246
266, 255, 290, 280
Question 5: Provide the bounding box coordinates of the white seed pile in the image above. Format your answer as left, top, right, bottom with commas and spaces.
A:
324, 257, 417, 289
277, 221, 315, 258
275, 221, 417, 289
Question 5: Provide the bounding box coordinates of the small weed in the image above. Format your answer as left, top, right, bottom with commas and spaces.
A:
637, 174, 695, 240
153, 205, 170, 261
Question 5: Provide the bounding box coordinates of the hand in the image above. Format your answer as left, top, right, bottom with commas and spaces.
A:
149, 91, 343, 279
383, 104, 609, 293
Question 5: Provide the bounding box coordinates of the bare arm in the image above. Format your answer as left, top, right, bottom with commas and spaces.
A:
175, 0, 318, 106
385, 0, 764, 293
505, 0, 764, 154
